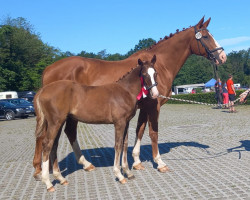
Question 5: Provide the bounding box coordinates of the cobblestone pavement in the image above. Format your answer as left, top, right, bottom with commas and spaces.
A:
0, 104, 250, 200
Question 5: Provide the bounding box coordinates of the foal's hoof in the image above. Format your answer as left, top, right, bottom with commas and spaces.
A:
133, 163, 145, 170
61, 180, 69, 186
33, 172, 42, 181
120, 179, 127, 184
84, 164, 96, 172
158, 166, 170, 173
47, 186, 56, 192
128, 175, 135, 180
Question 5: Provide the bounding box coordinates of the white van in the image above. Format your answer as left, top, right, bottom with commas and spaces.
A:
0, 91, 18, 100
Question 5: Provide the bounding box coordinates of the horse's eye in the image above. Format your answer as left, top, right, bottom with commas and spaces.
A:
203, 35, 208, 39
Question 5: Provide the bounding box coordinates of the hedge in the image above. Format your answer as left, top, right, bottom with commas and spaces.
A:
166, 90, 250, 105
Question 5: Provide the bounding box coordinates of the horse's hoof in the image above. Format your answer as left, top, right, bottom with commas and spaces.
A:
61, 180, 69, 186
120, 179, 127, 184
128, 175, 135, 180
133, 163, 145, 170
84, 164, 96, 172
158, 166, 170, 173
33, 172, 42, 181
47, 186, 55, 192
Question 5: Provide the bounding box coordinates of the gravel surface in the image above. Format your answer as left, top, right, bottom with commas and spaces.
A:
0, 104, 249, 200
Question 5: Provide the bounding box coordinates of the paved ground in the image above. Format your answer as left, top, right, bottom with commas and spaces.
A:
0, 104, 249, 200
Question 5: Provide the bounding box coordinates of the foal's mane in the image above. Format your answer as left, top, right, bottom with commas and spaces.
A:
116, 65, 140, 83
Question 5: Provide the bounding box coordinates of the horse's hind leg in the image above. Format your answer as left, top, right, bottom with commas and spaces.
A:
148, 104, 169, 173
50, 126, 68, 186
42, 122, 64, 192
64, 117, 95, 171
122, 122, 135, 180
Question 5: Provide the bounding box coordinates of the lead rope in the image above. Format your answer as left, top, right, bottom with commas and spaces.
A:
157, 94, 242, 107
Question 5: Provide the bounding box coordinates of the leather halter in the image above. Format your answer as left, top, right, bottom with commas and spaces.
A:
194, 26, 224, 63
137, 68, 158, 100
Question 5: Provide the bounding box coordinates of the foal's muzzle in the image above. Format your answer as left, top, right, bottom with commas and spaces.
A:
147, 82, 159, 99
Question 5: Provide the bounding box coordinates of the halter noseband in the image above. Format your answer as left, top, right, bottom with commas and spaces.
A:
194, 26, 224, 63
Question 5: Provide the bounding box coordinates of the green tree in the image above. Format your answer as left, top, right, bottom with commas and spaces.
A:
0, 17, 60, 91
126, 38, 156, 56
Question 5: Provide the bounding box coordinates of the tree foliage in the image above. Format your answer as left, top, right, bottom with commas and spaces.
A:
0, 17, 249, 92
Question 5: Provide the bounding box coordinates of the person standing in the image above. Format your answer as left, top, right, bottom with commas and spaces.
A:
226, 75, 236, 113
222, 80, 229, 108
215, 78, 223, 108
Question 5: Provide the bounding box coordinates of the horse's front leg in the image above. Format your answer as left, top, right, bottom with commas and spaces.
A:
64, 118, 95, 171
121, 122, 135, 180
132, 108, 147, 170
148, 105, 169, 173
113, 121, 127, 184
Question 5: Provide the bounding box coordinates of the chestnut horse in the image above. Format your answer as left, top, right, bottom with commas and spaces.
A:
33, 17, 227, 180
34, 56, 159, 191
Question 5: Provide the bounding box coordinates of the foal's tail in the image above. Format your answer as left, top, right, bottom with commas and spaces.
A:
34, 90, 47, 138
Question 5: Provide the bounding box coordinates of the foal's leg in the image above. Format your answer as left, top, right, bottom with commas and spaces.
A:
132, 107, 148, 170
121, 122, 135, 180
42, 123, 63, 192
33, 137, 43, 180
113, 121, 127, 184
50, 127, 69, 186
64, 118, 95, 171
33, 123, 45, 181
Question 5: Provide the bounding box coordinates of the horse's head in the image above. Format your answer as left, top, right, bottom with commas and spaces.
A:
191, 17, 227, 65
138, 55, 159, 99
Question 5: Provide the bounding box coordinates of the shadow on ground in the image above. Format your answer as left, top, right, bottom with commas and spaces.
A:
226, 140, 250, 159
59, 141, 210, 178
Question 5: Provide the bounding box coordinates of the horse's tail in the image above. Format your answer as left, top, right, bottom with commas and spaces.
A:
34, 89, 47, 138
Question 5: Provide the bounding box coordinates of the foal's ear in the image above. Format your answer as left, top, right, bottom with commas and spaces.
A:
151, 55, 156, 64
138, 58, 143, 66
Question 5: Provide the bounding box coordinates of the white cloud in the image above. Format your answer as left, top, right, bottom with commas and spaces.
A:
218, 36, 250, 46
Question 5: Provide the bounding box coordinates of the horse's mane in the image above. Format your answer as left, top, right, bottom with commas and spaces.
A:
136, 25, 193, 53
116, 25, 192, 81
115, 65, 140, 83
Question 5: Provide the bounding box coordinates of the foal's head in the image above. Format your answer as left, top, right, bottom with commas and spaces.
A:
138, 55, 159, 99
190, 17, 227, 65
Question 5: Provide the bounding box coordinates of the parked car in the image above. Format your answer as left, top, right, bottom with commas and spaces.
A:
0, 101, 32, 120
18, 91, 36, 103
1, 98, 35, 116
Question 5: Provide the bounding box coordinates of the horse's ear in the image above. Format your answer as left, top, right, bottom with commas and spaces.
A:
138, 58, 143, 66
196, 16, 205, 28
151, 55, 156, 64
202, 17, 211, 28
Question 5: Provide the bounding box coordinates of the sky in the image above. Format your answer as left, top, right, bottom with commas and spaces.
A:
1, 0, 250, 55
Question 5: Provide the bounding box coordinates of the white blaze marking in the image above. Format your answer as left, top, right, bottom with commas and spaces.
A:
208, 32, 221, 48
147, 67, 159, 98
148, 68, 156, 84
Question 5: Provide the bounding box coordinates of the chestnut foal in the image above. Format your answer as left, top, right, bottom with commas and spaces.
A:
34, 55, 159, 191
